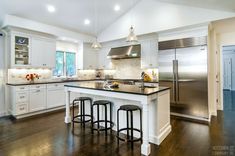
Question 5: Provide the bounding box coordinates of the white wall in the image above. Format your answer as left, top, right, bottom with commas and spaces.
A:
211, 17, 235, 110
0, 32, 5, 117
98, 0, 235, 42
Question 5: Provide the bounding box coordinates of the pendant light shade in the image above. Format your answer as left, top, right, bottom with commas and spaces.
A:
126, 26, 138, 42
91, 38, 102, 50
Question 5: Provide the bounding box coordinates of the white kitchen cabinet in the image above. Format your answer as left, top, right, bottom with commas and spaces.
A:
79, 43, 98, 69
9, 85, 30, 116
47, 83, 65, 108
97, 47, 113, 70
140, 39, 158, 69
31, 37, 56, 68
10, 32, 31, 67
29, 85, 46, 112
7, 28, 56, 68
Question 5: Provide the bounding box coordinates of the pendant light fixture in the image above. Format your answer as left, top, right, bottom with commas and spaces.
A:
91, 0, 102, 50
91, 37, 102, 49
126, 25, 138, 42
126, 0, 138, 43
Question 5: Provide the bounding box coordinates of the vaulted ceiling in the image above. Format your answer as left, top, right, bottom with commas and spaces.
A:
0, 0, 235, 37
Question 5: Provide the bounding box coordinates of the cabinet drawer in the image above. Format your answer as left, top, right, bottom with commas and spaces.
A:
30, 84, 46, 90
16, 103, 28, 115
15, 86, 29, 91
47, 83, 65, 89
16, 91, 29, 103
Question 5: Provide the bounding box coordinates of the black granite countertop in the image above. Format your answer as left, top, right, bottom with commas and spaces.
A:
6, 79, 98, 86
6, 79, 158, 86
64, 82, 169, 96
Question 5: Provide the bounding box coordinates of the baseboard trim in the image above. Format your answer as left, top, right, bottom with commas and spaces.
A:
0, 111, 7, 117
13, 106, 65, 119
149, 124, 172, 145
171, 112, 210, 123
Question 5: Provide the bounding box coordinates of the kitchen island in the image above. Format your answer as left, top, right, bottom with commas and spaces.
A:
64, 82, 171, 156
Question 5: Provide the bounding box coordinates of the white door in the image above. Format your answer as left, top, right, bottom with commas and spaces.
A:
223, 58, 232, 90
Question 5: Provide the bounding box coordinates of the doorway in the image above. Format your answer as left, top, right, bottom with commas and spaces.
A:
222, 46, 235, 111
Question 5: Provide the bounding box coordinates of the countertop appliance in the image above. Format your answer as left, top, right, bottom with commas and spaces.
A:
158, 36, 208, 120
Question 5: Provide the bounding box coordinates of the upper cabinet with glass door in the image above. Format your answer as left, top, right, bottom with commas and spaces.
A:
11, 33, 31, 67
8, 29, 56, 68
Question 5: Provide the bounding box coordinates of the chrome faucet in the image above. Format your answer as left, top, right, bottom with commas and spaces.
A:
140, 72, 145, 89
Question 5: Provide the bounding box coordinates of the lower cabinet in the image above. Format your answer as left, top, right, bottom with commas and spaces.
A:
9, 82, 81, 117
29, 88, 46, 112
47, 83, 65, 108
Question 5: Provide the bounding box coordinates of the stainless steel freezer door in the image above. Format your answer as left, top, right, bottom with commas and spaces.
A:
158, 49, 176, 103
174, 46, 208, 118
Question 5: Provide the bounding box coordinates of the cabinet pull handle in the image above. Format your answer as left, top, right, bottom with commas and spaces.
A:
19, 107, 24, 111
20, 96, 25, 99
35, 90, 40, 92
36, 86, 40, 88
20, 87, 25, 89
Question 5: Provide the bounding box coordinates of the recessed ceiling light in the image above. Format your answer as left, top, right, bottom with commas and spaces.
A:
114, 5, 120, 11
47, 5, 56, 13
84, 19, 90, 25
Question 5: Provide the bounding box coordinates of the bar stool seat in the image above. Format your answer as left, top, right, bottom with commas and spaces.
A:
119, 105, 140, 111
92, 100, 114, 136
72, 97, 92, 130
76, 97, 92, 101
117, 104, 142, 149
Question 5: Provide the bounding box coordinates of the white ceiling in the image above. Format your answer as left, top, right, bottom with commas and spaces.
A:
0, 0, 235, 37
156, 0, 235, 12
0, 0, 140, 36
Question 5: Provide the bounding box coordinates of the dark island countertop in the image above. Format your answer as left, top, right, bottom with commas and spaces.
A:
65, 82, 169, 96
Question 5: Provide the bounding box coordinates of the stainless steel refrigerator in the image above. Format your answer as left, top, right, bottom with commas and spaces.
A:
158, 37, 208, 120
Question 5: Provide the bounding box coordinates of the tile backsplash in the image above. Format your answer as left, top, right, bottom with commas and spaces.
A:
8, 69, 52, 83
112, 58, 142, 79
8, 59, 158, 83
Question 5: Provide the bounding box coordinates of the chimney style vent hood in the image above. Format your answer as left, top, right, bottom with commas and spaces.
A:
107, 44, 141, 59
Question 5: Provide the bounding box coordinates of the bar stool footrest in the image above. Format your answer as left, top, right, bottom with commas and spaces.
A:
92, 120, 114, 131
116, 128, 142, 142
72, 114, 92, 123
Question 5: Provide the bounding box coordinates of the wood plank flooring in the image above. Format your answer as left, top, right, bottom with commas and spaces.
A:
0, 109, 235, 156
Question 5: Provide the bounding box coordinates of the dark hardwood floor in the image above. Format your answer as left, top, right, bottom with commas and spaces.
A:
0, 108, 235, 156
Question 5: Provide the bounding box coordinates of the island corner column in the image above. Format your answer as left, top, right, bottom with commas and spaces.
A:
141, 99, 151, 155
64, 87, 71, 123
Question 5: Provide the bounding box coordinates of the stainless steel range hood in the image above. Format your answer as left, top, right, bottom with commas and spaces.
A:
107, 44, 141, 59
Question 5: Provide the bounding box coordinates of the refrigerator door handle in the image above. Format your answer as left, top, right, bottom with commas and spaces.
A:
173, 60, 176, 103
174, 60, 179, 102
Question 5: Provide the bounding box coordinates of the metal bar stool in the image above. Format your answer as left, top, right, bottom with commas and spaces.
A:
116, 105, 142, 149
91, 100, 114, 136
72, 97, 92, 130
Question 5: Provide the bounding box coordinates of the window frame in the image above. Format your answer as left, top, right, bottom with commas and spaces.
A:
53, 51, 77, 77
